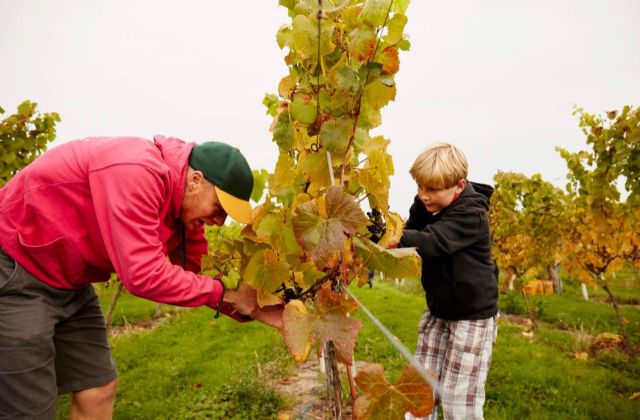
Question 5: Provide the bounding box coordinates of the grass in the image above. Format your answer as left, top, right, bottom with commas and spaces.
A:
95, 283, 183, 327
56, 294, 294, 419
55, 278, 639, 419
349, 281, 640, 419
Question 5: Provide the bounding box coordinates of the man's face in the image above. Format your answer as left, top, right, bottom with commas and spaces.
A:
181, 170, 228, 230
417, 179, 466, 213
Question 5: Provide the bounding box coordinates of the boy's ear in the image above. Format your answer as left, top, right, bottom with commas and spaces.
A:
455, 179, 467, 193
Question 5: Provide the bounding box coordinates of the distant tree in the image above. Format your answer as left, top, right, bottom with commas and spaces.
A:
491, 171, 568, 327
556, 106, 639, 356
0, 100, 61, 186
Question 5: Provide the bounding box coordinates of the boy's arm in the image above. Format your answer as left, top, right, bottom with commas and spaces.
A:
404, 195, 429, 231
399, 207, 482, 257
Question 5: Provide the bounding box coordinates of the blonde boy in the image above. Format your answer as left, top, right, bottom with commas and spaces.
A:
400, 143, 498, 419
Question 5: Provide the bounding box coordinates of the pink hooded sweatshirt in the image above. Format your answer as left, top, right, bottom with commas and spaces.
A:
0, 135, 234, 314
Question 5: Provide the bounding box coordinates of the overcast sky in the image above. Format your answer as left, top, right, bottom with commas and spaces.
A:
2, 0, 639, 216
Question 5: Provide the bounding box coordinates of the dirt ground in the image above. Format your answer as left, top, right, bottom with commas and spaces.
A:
276, 357, 360, 419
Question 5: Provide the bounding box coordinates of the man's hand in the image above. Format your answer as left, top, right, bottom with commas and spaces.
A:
223, 283, 259, 316
250, 304, 285, 329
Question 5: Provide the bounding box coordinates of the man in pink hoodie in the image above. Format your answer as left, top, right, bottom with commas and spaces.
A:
0, 135, 281, 419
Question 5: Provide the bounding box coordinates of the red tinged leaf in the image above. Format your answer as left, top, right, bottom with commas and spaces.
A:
292, 186, 368, 267
282, 285, 362, 365
354, 363, 434, 419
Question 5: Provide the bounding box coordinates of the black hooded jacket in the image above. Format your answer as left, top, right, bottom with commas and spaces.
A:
399, 182, 499, 320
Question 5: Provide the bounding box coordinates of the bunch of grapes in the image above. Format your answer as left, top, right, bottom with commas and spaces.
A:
366, 208, 386, 244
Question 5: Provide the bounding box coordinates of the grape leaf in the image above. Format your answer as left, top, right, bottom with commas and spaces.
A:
292, 14, 335, 59
243, 249, 291, 293
378, 46, 399, 75
354, 363, 434, 419
349, 27, 377, 63
251, 169, 269, 203
292, 186, 368, 266
361, 0, 392, 27
272, 109, 294, 148
257, 288, 284, 307
328, 62, 361, 95
298, 150, 332, 188
269, 153, 299, 205
377, 211, 404, 247
283, 285, 362, 364
282, 300, 314, 363
354, 168, 389, 213
363, 79, 396, 110
353, 237, 421, 279
319, 117, 352, 156
276, 24, 293, 49
290, 93, 318, 125
386, 13, 407, 44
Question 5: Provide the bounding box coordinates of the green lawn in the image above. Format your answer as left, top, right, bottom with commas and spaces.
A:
55, 280, 639, 419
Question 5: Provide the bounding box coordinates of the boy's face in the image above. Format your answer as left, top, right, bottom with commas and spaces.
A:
417, 179, 467, 213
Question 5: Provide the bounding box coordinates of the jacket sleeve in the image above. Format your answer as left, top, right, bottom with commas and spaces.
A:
88, 164, 224, 310
399, 207, 481, 258
404, 195, 428, 231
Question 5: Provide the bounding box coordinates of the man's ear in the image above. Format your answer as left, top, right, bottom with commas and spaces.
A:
188, 170, 205, 191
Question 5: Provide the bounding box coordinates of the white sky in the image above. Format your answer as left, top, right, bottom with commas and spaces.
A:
2, 0, 639, 216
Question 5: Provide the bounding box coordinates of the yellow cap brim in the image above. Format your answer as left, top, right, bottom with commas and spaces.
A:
215, 187, 253, 224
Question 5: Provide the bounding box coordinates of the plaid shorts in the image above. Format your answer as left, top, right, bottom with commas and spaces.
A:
0, 249, 117, 419
406, 309, 497, 420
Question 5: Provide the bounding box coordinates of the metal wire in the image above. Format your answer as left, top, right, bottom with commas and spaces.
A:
345, 287, 442, 396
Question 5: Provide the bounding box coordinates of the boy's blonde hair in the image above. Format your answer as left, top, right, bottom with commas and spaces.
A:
410, 142, 468, 189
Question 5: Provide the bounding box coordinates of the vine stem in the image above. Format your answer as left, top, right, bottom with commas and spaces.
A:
338, 0, 394, 185
340, 250, 359, 402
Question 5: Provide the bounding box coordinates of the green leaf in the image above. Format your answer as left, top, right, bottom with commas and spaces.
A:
319, 117, 352, 156
392, 0, 410, 14
354, 363, 434, 419
353, 237, 421, 279
276, 24, 293, 49
269, 153, 299, 206
386, 13, 407, 44
251, 169, 269, 203
354, 168, 388, 212
363, 79, 396, 110
361, 0, 392, 27
272, 110, 294, 148
397, 39, 411, 51
221, 271, 241, 290
292, 14, 335, 59
243, 249, 291, 293
298, 150, 332, 188
263, 93, 280, 116
279, 0, 296, 9
290, 93, 318, 125
328, 63, 360, 95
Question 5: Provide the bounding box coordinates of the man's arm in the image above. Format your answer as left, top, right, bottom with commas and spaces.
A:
88, 164, 225, 309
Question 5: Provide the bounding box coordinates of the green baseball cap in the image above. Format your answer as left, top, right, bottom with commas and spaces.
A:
189, 142, 254, 224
